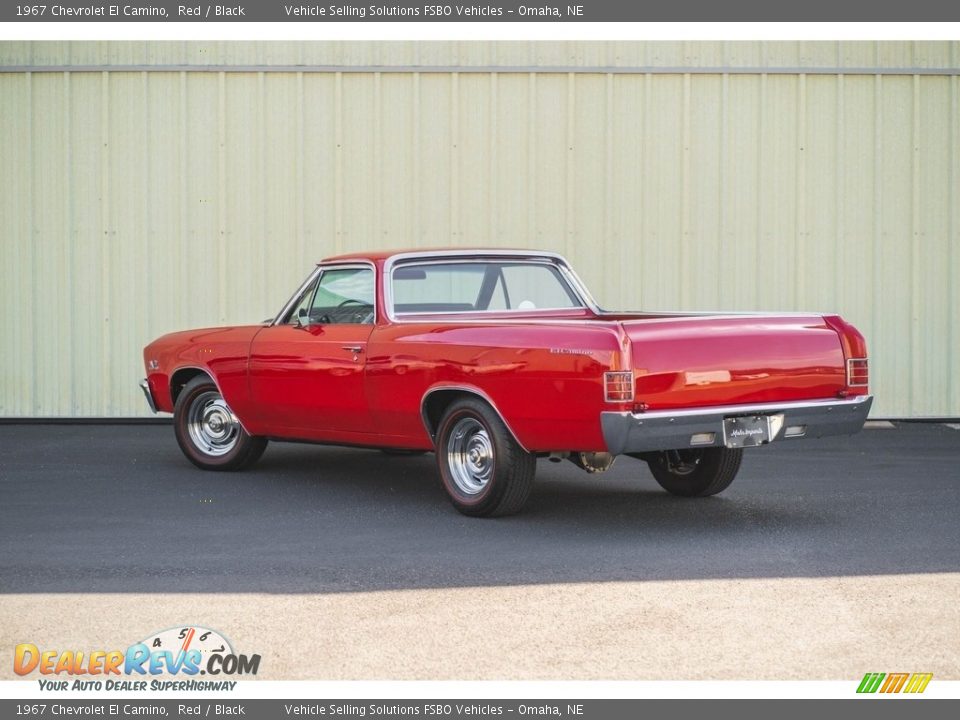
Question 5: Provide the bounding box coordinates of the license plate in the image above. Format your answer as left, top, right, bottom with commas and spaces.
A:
723, 415, 771, 448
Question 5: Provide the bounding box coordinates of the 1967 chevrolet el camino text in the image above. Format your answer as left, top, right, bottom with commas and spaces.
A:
141, 249, 872, 517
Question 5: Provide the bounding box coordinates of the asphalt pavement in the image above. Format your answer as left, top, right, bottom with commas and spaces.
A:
1, 422, 958, 679
0, 422, 958, 593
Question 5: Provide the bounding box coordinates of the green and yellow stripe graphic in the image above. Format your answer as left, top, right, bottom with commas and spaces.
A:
857, 672, 932, 694
903, 673, 934, 693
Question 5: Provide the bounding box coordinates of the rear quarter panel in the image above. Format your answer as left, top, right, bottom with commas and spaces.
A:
366, 321, 627, 452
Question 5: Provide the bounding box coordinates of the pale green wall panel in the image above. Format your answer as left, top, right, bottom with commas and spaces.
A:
686, 75, 723, 311
1, 42, 959, 418
532, 74, 568, 259
916, 77, 954, 417
608, 74, 642, 309
416, 74, 454, 248
0, 74, 32, 415
878, 76, 915, 417
183, 72, 223, 330
457, 73, 492, 248
32, 73, 70, 416
950, 76, 960, 416
69, 73, 107, 416
836, 75, 877, 359
301, 73, 339, 267
802, 75, 839, 315
4, 41, 959, 70
721, 75, 763, 312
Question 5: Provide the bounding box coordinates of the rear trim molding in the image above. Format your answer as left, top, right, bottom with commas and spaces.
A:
601, 395, 873, 455
420, 384, 530, 453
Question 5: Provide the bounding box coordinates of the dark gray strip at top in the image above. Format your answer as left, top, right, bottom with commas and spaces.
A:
2, 64, 960, 75
0, 700, 957, 720
3, 0, 960, 21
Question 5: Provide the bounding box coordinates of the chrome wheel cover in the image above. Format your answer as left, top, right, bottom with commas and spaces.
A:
186, 390, 240, 457
446, 417, 494, 495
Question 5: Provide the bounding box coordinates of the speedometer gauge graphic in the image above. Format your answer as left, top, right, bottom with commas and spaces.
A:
141, 625, 234, 674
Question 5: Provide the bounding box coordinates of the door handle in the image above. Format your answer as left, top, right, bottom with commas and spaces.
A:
341, 345, 363, 354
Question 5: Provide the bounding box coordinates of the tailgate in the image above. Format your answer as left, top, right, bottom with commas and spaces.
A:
622, 314, 847, 410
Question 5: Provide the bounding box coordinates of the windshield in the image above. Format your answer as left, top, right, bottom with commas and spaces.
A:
391, 261, 583, 316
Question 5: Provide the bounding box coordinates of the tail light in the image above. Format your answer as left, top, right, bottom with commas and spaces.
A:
847, 358, 869, 387
604, 371, 634, 403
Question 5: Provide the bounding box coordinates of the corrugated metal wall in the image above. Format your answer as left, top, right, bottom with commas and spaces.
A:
1, 41, 958, 418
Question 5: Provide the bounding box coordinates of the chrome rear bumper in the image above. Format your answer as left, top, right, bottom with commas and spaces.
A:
601, 395, 873, 455
139, 379, 158, 414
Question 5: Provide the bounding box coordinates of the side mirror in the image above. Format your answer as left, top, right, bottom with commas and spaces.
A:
296, 308, 309, 328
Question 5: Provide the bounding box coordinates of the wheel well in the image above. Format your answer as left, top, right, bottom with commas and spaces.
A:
421, 388, 527, 451
422, 390, 467, 440
169, 367, 212, 406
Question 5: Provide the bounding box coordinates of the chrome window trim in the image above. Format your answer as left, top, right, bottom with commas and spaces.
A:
382, 250, 600, 322
593, 309, 824, 318
272, 260, 377, 327
272, 266, 322, 326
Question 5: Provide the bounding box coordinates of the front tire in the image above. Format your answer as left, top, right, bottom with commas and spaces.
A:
435, 398, 536, 517
174, 376, 267, 471
646, 447, 742, 497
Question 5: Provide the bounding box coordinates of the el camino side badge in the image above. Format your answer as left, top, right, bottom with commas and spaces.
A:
549, 348, 594, 356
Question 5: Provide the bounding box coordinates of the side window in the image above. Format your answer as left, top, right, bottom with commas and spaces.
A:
500, 264, 579, 309
284, 277, 320, 325
485, 271, 508, 310
391, 261, 582, 314
393, 264, 486, 312
310, 267, 375, 325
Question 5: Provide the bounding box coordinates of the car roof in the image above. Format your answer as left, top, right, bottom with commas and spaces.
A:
319, 248, 565, 264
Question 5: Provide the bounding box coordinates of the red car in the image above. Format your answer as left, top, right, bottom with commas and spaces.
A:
141, 249, 872, 517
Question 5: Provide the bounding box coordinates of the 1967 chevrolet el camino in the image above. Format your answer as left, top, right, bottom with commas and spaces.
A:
141, 249, 872, 517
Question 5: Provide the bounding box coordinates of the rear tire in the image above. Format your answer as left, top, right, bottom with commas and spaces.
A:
435, 398, 536, 517
174, 376, 267, 471
646, 447, 742, 497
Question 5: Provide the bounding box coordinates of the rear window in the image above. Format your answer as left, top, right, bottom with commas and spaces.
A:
391, 261, 582, 315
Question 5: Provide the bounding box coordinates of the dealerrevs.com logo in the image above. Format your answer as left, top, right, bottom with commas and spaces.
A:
14, 626, 260, 691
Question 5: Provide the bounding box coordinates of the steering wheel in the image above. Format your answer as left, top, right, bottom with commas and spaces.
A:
336, 298, 374, 324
